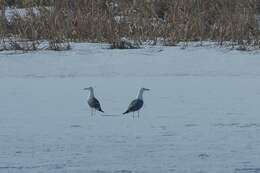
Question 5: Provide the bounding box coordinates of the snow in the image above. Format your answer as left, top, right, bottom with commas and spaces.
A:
1, 43, 260, 78
1, 43, 260, 173
4, 7, 53, 21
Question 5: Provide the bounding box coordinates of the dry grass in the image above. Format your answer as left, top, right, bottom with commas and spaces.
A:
0, 0, 259, 50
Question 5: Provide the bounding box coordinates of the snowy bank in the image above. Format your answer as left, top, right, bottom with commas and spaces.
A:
0, 43, 260, 173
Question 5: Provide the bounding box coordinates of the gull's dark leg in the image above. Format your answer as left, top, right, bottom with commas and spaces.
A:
138, 111, 140, 118
133, 112, 134, 119
91, 108, 93, 116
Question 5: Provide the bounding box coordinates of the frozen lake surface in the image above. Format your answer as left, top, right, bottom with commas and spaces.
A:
0, 44, 260, 173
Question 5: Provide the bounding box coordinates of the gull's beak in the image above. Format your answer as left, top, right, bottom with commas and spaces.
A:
144, 88, 150, 91
83, 87, 90, 90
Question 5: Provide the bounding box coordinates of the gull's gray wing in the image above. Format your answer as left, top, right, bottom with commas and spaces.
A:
123, 99, 143, 114
88, 97, 104, 112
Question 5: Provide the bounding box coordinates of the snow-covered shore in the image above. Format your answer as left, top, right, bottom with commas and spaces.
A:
0, 43, 260, 78
0, 43, 260, 173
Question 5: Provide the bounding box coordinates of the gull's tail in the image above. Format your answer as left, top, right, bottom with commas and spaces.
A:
123, 110, 129, 114
98, 107, 104, 113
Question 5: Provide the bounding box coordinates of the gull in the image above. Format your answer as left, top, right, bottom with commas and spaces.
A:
84, 87, 104, 116
123, 88, 150, 118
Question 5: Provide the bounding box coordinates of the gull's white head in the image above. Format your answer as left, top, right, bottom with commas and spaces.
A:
84, 87, 94, 91
137, 87, 150, 99
141, 88, 150, 92
84, 87, 95, 98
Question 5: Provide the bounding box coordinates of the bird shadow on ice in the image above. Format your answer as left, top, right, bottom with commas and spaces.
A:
234, 168, 260, 173
91, 170, 132, 173
214, 123, 260, 128
70, 125, 81, 128
100, 114, 123, 117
